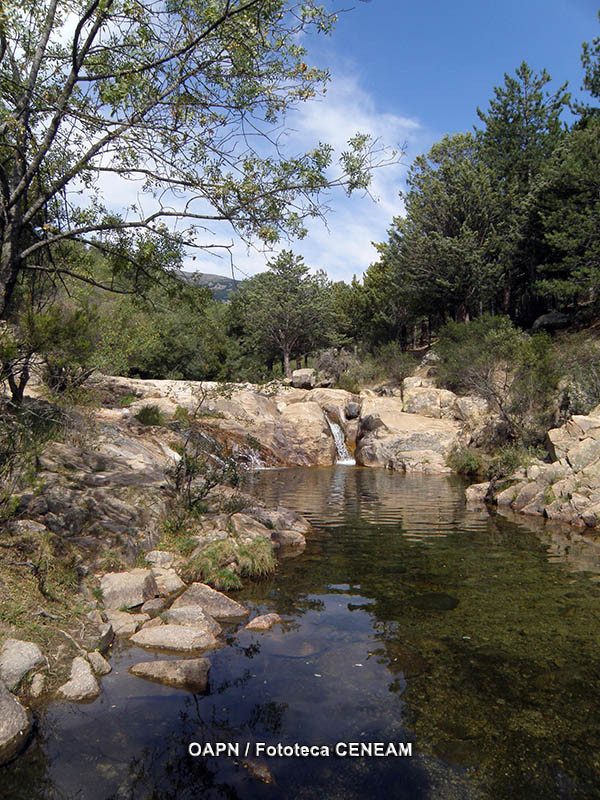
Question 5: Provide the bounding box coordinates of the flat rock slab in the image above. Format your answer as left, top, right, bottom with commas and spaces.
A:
245, 613, 282, 631
162, 605, 222, 635
105, 610, 149, 636
0, 639, 45, 691
130, 625, 219, 652
58, 657, 101, 702
0, 680, 32, 766
100, 569, 158, 609
172, 583, 249, 621
129, 658, 210, 691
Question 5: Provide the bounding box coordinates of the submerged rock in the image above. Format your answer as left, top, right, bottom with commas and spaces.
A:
245, 613, 282, 631
0, 681, 32, 766
0, 640, 45, 691
129, 658, 210, 691
171, 583, 249, 621
130, 624, 219, 652
271, 529, 306, 549
58, 657, 101, 702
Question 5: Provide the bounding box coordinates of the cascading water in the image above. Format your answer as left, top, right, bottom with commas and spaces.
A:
326, 414, 355, 465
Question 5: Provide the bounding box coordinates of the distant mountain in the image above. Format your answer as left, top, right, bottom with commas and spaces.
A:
174, 269, 239, 301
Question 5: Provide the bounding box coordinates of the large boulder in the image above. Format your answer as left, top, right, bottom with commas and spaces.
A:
0, 640, 45, 691
58, 657, 101, 702
130, 658, 210, 691
105, 610, 149, 636
172, 583, 249, 621
0, 681, 32, 766
291, 369, 316, 389
130, 625, 219, 652
355, 398, 462, 473
100, 569, 158, 609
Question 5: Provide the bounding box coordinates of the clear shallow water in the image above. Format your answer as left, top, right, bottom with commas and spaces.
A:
4, 467, 600, 799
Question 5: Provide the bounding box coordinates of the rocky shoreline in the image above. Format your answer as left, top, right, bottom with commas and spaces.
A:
5, 369, 600, 767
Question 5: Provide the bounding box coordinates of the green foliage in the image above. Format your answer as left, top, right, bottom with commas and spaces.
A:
447, 447, 487, 478
436, 315, 560, 445
554, 332, 600, 416
182, 536, 275, 589
134, 404, 166, 427
0, 0, 389, 319
535, 118, 600, 306
233, 250, 336, 377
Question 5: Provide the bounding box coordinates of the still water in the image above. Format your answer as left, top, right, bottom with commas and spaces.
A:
4, 467, 600, 800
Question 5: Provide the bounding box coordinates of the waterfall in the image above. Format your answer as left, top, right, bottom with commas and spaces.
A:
326, 415, 355, 466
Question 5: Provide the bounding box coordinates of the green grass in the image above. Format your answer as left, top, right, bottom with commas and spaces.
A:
134, 404, 166, 426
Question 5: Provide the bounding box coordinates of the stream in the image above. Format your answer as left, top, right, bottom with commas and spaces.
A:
3, 466, 600, 799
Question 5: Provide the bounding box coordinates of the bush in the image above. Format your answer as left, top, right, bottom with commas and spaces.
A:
447, 447, 487, 477
436, 314, 560, 445
134, 404, 165, 426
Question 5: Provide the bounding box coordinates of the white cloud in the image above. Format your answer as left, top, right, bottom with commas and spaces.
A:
184, 67, 431, 283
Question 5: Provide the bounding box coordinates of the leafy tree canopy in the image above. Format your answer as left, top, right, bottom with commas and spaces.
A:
0, 0, 393, 317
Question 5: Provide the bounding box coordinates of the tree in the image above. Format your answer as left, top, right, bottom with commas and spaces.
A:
576, 10, 600, 117
374, 132, 504, 325
475, 62, 570, 319
535, 117, 600, 306
235, 250, 333, 376
0, 0, 392, 318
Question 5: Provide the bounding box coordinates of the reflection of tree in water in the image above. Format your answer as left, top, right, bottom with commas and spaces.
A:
104, 693, 287, 800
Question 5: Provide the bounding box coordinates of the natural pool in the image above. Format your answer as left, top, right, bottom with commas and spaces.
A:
3, 466, 600, 799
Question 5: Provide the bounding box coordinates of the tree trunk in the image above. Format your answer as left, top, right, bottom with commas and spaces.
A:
283, 349, 291, 378
296, 356, 302, 370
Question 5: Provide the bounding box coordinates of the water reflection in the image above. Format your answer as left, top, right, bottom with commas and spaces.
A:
4, 468, 600, 799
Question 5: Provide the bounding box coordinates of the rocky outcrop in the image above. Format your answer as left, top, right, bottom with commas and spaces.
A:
467, 405, 600, 528
129, 658, 210, 691
355, 397, 463, 473
0, 640, 45, 691
57, 656, 101, 702
172, 583, 249, 621
0, 681, 32, 766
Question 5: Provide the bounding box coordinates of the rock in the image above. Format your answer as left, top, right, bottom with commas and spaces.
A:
29, 674, 45, 699
145, 550, 175, 568
245, 613, 282, 631
162, 605, 222, 635
142, 617, 164, 629
229, 513, 272, 542
531, 310, 570, 332
87, 650, 112, 676
129, 658, 210, 691
141, 598, 167, 616
105, 610, 149, 636
96, 623, 114, 653
249, 507, 312, 534
130, 625, 219, 652
567, 439, 600, 471
513, 482, 545, 512
291, 368, 316, 389
150, 567, 185, 597
0, 640, 45, 691
100, 569, 158, 609
452, 395, 489, 423
465, 482, 490, 506
0, 681, 32, 766
271, 529, 306, 548
171, 583, 249, 621
278, 402, 337, 465
58, 656, 101, 702
403, 387, 457, 419
345, 401, 361, 420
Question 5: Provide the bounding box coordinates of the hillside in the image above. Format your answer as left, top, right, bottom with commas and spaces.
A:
174, 269, 239, 301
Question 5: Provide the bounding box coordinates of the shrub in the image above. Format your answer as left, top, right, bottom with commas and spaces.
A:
447, 447, 487, 477
436, 314, 561, 445
134, 404, 165, 426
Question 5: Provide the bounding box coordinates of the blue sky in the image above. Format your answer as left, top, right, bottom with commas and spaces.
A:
187, 0, 600, 284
